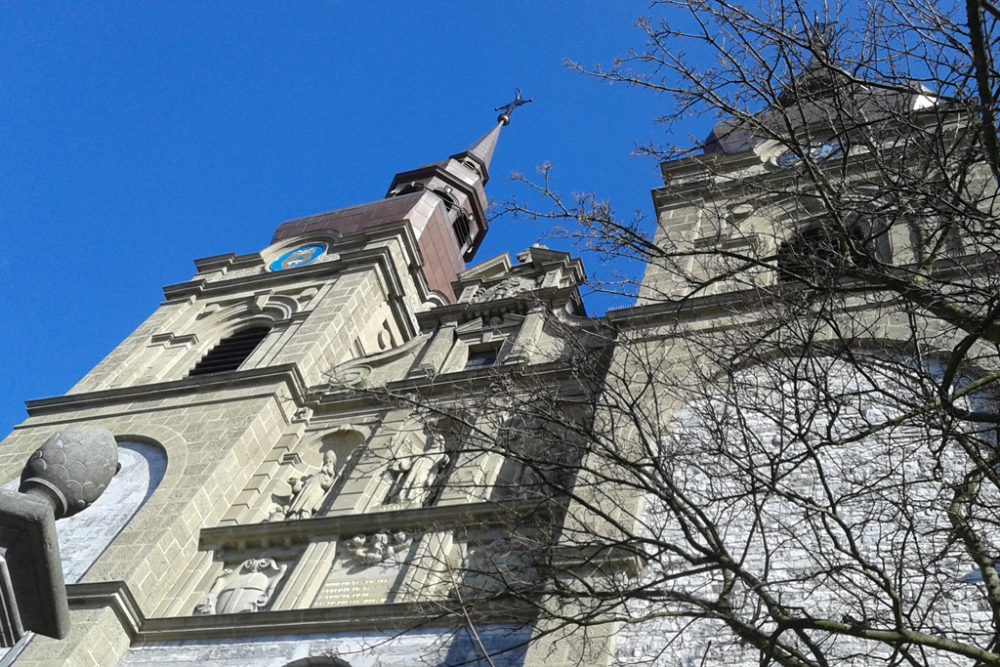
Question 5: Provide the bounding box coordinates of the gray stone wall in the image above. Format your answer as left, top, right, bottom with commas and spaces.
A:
610, 357, 998, 665
119, 626, 530, 667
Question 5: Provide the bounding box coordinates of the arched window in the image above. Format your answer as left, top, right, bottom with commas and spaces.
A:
2, 440, 166, 584
188, 325, 270, 377
777, 220, 891, 283
57, 441, 166, 583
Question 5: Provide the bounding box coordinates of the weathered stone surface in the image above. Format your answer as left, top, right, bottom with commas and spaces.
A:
118, 626, 532, 667
0, 490, 68, 645
19, 428, 119, 520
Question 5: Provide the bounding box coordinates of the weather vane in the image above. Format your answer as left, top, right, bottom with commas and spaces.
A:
495, 88, 533, 126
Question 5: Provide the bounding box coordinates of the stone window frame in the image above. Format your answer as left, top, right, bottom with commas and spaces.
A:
776, 216, 893, 283
441, 323, 517, 375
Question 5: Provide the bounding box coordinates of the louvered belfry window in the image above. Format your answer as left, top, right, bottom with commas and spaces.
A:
188, 326, 270, 377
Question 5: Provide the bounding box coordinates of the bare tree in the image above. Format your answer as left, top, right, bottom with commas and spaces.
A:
333, 2, 1000, 665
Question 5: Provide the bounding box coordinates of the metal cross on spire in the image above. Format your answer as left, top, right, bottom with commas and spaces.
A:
495, 88, 533, 126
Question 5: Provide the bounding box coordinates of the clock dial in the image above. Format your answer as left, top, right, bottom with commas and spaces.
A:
269, 244, 326, 271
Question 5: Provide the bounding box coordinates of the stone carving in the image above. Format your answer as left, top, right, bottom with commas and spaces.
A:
194, 558, 286, 615
345, 531, 411, 567
337, 365, 372, 387
20, 427, 120, 520
269, 450, 338, 521
384, 425, 450, 506
471, 276, 538, 303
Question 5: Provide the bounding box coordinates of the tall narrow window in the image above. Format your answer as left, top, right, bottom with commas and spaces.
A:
188, 325, 270, 377
452, 214, 472, 251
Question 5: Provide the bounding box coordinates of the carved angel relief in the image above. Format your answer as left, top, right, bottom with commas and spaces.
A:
194, 558, 287, 615
345, 531, 412, 567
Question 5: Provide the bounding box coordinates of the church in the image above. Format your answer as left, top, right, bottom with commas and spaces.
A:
2, 61, 999, 667
0, 103, 602, 666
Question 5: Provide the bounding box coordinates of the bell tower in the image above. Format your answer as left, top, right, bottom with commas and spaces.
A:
0, 108, 560, 666
270, 118, 507, 303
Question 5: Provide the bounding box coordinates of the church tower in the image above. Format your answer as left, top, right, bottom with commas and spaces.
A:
597, 57, 1000, 665
0, 107, 593, 667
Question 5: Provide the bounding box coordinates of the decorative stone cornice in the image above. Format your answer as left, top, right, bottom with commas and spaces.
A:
654, 110, 965, 206
416, 286, 584, 329
312, 359, 594, 413
66, 580, 144, 640
166, 245, 401, 302
64, 579, 538, 644
167, 221, 424, 301
607, 253, 990, 331
23, 365, 309, 418
199, 499, 558, 553
136, 598, 538, 643
192, 252, 264, 275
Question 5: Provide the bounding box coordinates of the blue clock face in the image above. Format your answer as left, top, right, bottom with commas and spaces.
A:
269, 244, 325, 271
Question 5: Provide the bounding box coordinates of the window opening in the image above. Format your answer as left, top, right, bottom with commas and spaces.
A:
383, 465, 408, 505
777, 220, 891, 283
452, 214, 472, 250
188, 325, 270, 377
465, 344, 501, 371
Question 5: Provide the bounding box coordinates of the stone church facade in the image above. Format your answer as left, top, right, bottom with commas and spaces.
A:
0, 116, 600, 667
2, 79, 998, 666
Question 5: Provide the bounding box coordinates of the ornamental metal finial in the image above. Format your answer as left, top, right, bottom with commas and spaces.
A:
495, 88, 533, 126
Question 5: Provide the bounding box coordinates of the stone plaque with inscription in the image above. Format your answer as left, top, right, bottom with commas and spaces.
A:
313, 532, 416, 608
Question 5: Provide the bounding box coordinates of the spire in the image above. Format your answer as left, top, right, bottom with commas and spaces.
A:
273, 95, 533, 301
450, 122, 503, 184
450, 89, 532, 184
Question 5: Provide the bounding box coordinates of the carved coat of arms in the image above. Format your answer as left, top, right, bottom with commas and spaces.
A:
194, 558, 287, 615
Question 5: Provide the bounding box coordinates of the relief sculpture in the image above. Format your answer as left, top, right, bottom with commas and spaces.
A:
346, 531, 412, 567
471, 275, 538, 303
194, 557, 286, 615
269, 449, 338, 521
383, 424, 450, 506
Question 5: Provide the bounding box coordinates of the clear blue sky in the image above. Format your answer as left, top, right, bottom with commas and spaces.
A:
1, 2, 706, 436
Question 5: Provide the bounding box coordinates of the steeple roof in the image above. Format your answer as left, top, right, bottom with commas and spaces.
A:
703, 73, 936, 155
448, 89, 531, 182
449, 121, 503, 184
272, 95, 533, 301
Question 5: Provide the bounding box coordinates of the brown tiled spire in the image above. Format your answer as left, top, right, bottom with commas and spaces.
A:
271, 112, 522, 302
